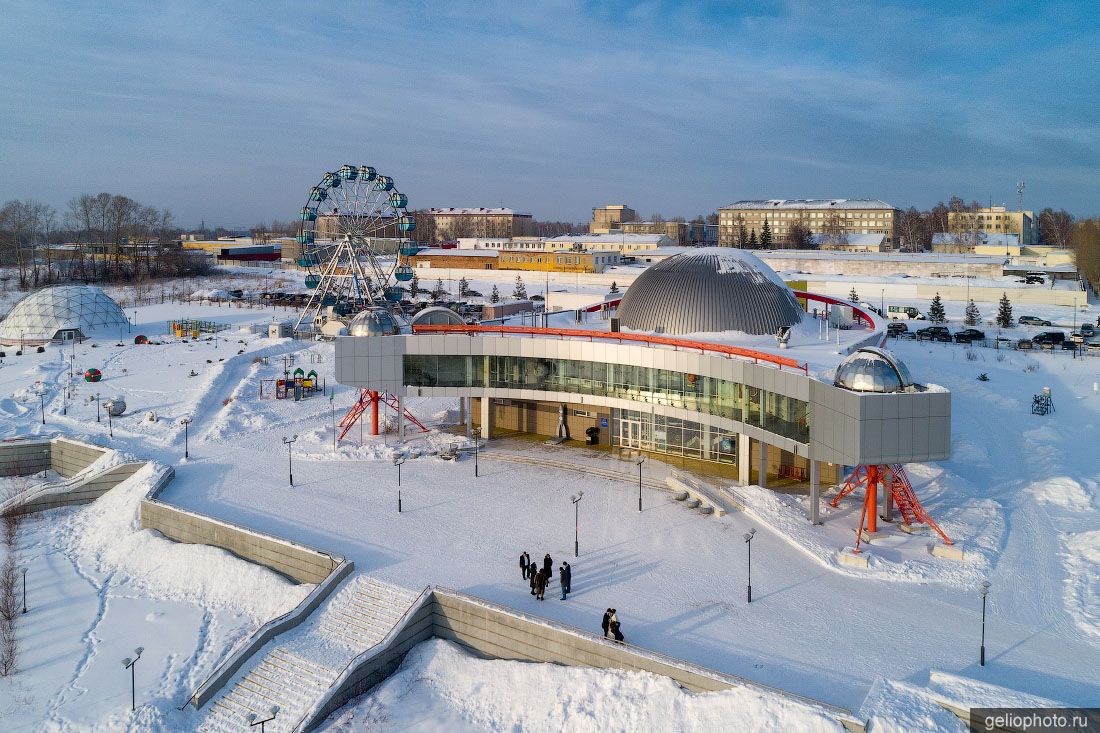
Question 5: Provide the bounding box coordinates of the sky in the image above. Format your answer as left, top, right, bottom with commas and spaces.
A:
1, 1, 1098, 228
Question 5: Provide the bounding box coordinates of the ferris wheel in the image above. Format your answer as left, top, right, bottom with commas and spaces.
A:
294, 165, 418, 329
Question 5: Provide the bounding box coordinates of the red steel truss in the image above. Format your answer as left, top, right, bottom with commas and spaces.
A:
338, 389, 428, 441
831, 464, 953, 551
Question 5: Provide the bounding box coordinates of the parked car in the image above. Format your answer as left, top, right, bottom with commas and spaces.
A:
887, 322, 908, 336
1077, 323, 1096, 338
954, 328, 986, 343
1017, 339, 1033, 349
1018, 316, 1052, 326
1061, 341, 1079, 351
916, 325, 952, 342
1032, 331, 1066, 346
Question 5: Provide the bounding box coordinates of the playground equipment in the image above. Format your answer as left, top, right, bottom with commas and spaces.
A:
262, 368, 324, 401
831, 464, 952, 551
1032, 387, 1055, 415
168, 320, 230, 338
294, 164, 417, 330
339, 388, 428, 440
134, 334, 149, 344
84, 368, 102, 383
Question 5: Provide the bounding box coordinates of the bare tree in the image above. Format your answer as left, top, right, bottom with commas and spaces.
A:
1038, 208, 1074, 247
897, 207, 931, 251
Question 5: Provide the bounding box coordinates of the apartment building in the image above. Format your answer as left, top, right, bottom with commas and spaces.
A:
718, 199, 900, 247
947, 206, 1038, 245
428, 208, 536, 239
590, 204, 637, 234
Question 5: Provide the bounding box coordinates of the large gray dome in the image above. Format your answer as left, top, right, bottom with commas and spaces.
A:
348, 308, 400, 337
616, 247, 804, 336
834, 347, 915, 393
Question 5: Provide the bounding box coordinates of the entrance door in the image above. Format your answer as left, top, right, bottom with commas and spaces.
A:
620, 419, 644, 450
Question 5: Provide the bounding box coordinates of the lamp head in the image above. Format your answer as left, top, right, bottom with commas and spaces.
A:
271, 705, 280, 715
247, 713, 257, 723
744, 528, 756, 542
122, 658, 131, 668
135, 646, 144, 656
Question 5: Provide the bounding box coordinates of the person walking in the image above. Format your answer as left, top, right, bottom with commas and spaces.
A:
609, 609, 624, 643
534, 569, 547, 601
519, 551, 530, 580
561, 561, 571, 594
543, 553, 553, 583
530, 565, 538, 595
601, 609, 612, 638
558, 564, 568, 600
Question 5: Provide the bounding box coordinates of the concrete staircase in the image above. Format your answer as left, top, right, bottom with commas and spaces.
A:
198, 577, 420, 733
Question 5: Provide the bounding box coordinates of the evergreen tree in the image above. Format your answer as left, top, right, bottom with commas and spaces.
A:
609, 281, 619, 294
848, 287, 859, 303
760, 219, 772, 247
433, 278, 446, 299
458, 276, 470, 297
512, 275, 528, 300
964, 299, 981, 327
996, 293, 1013, 328
737, 222, 748, 247
748, 229, 758, 247
490, 284, 500, 303
928, 293, 946, 323
409, 272, 420, 298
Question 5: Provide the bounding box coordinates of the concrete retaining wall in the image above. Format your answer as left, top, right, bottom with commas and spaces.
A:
14, 463, 146, 514
139, 499, 341, 585
188, 560, 355, 710
51, 437, 111, 477
0, 438, 52, 478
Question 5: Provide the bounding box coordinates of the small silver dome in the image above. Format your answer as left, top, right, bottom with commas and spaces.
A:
348, 308, 399, 337
410, 306, 464, 327
834, 347, 915, 393
616, 247, 803, 336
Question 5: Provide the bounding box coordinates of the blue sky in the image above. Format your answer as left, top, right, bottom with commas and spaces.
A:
1, 1, 1097, 227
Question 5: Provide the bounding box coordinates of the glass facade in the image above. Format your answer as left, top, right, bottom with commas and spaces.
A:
403, 354, 810, 444
614, 409, 738, 464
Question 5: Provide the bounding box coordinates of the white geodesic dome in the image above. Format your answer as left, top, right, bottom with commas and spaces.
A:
0, 285, 129, 344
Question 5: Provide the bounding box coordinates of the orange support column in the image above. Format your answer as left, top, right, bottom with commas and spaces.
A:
370, 390, 379, 436
865, 465, 879, 534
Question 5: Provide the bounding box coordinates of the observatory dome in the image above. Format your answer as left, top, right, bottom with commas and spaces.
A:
409, 306, 464, 327
833, 347, 915, 393
0, 285, 129, 345
615, 247, 804, 336
348, 308, 400, 337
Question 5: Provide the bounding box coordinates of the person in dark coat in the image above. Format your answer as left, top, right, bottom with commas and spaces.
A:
530, 566, 538, 595
558, 564, 568, 600
601, 609, 612, 638
561, 561, 571, 594
543, 553, 553, 582
520, 551, 530, 579
534, 569, 547, 601
609, 609, 624, 642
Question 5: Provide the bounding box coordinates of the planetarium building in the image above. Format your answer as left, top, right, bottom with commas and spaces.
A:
335, 248, 949, 514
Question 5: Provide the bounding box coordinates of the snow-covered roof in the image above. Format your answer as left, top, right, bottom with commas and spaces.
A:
723, 199, 897, 210
412, 248, 500, 257
0, 285, 129, 343
758, 250, 1006, 265
811, 233, 886, 247
548, 234, 667, 244
428, 208, 532, 216
931, 232, 1021, 246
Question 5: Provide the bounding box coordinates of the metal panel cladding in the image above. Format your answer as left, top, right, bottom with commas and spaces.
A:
616, 248, 804, 336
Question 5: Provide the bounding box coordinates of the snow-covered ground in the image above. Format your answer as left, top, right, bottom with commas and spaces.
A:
0, 278, 1097, 731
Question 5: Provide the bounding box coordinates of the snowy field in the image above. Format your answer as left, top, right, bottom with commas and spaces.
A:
0, 278, 1097, 730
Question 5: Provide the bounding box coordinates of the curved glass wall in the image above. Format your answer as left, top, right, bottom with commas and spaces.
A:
404, 354, 809, 444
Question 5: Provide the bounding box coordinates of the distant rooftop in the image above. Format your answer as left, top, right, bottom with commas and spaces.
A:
811, 233, 886, 246
428, 207, 532, 216
723, 199, 897, 210
931, 233, 1021, 246
548, 233, 667, 243
758, 250, 1006, 265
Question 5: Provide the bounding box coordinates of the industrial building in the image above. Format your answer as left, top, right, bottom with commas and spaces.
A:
335, 248, 951, 519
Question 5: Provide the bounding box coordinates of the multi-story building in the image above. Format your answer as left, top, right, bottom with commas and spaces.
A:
428, 208, 536, 239
590, 204, 637, 234
315, 214, 404, 240
544, 233, 672, 252
718, 199, 900, 247
947, 206, 1038, 245
620, 220, 717, 246
498, 250, 622, 274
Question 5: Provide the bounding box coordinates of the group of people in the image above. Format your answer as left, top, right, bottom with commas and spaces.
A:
520, 551, 572, 601
602, 608, 624, 642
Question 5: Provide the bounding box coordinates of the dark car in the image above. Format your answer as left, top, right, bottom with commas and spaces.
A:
1077, 323, 1096, 338
1019, 316, 1052, 326
1032, 331, 1066, 346
954, 328, 986, 343
887, 322, 908, 336
916, 325, 951, 342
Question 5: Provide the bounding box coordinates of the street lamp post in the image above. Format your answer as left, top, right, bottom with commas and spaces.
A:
95, 392, 101, 423
247, 706, 280, 733
330, 391, 336, 452
69, 353, 74, 380
42, 450, 48, 479
107, 406, 113, 439
283, 435, 298, 486
395, 456, 405, 512
121, 647, 144, 712
744, 528, 756, 603
571, 491, 584, 557
181, 417, 191, 459
21, 567, 27, 613
980, 580, 991, 666
38, 391, 46, 425
636, 455, 645, 511
472, 427, 481, 478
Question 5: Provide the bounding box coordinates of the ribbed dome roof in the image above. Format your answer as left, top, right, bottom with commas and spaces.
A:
616, 247, 804, 336
347, 308, 400, 337
834, 347, 915, 393
0, 285, 128, 343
